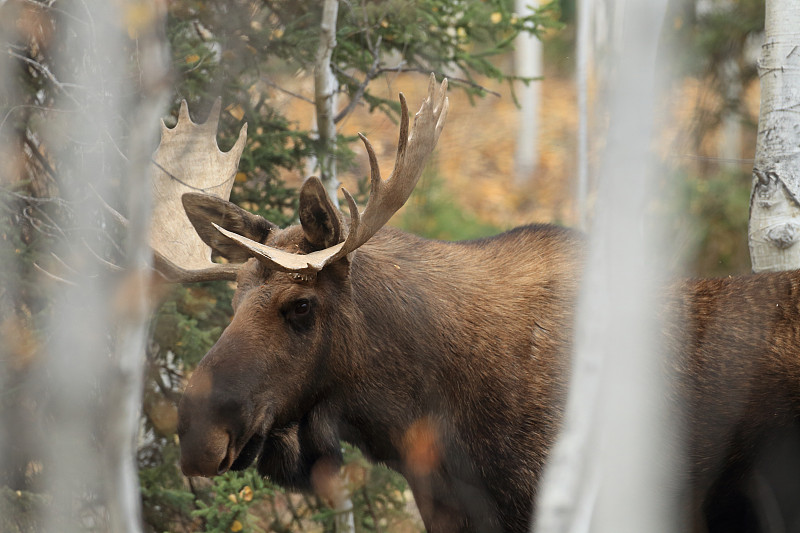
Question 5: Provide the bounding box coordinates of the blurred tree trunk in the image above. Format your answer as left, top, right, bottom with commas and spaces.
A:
535, 0, 678, 531
717, 58, 743, 171
748, 0, 800, 272
575, 0, 593, 230
0, 1, 169, 531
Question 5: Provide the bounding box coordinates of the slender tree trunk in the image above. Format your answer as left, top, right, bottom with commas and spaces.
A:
314, 0, 341, 207
748, 0, 800, 272
534, 1, 679, 532
313, 2, 355, 530
513, 0, 542, 184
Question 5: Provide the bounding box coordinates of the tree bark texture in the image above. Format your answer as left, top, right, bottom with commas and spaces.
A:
748, 0, 800, 272
314, 0, 341, 207
313, 2, 355, 530
575, 0, 593, 230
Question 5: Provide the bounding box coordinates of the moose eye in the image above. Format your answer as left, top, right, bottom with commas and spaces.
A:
294, 300, 310, 316
282, 298, 314, 330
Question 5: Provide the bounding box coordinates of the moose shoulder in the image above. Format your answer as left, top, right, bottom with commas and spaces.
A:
167, 79, 800, 533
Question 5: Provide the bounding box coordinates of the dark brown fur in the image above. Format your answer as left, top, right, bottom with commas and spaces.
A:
178, 191, 800, 532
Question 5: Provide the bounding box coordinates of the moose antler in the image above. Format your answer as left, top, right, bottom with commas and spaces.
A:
213, 74, 449, 273
150, 99, 247, 282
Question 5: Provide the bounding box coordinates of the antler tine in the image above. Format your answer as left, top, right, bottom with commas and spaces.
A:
209, 75, 448, 274
153, 250, 240, 282
332, 74, 449, 262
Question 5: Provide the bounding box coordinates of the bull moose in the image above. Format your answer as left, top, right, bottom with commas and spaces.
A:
154, 76, 800, 532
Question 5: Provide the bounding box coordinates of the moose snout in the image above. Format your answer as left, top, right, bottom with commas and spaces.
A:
178, 373, 234, 477
179, 424, 231, 477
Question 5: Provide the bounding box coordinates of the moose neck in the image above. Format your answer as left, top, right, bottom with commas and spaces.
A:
325, 225, 583, 477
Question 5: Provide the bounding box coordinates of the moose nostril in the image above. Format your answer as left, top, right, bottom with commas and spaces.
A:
216, 433, 234, 475
216, 455, 229, 476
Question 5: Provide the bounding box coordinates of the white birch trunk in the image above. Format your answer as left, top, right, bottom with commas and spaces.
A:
747, 0, 800, 272
0, 1, 168, 531
513, 0, 543, 184
313, 2, 355, 530
314, 0, 341, 207
534, 1, 680, 532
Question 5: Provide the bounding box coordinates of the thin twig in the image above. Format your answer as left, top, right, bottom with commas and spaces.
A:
334, 37, 383, 124
7, 50, 83, 107
22, 206, 63, 238
23, 132, 58, 183
34, 262, 77, 286
50, 252, 79, 276
81, 238, 124, 272
0, 186, 71, 208
90, 183, 129, 227
22, 0, 88, 26
378, 66, 502, 97
262, 78, 315, 105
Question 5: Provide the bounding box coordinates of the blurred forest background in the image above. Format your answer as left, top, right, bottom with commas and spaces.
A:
0, 0, 765, 531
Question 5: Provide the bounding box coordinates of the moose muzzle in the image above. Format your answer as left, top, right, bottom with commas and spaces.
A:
177, 367, 239, 477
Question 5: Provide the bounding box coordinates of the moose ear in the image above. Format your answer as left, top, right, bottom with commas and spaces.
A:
182, 192, 277, 263
298, 176, 343, 249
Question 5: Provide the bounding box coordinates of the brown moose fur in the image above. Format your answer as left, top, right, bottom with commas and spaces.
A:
178, 184, 800, 533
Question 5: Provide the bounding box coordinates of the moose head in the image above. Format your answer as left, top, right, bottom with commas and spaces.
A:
154, 76, 449, 481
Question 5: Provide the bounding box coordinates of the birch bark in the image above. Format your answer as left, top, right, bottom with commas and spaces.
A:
313, 2, 356, 530
314, 0, 341, 207
7, 1, 170, 532
748, 0, 800, 272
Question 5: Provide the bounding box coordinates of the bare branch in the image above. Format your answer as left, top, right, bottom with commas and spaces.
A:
7, 50, 83, 107
261, 77, 315, 105
334, 36, 383, 124
379, 66, 502, 97
90, 183, 129, 227
33, 262, 77, 286
81, 238, 125, 272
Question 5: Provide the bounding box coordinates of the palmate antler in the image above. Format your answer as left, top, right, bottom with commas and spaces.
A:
213, 74, 449, 274
150, 100, 247, 282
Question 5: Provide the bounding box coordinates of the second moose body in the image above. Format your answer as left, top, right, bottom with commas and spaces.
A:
171, 78, 800, 532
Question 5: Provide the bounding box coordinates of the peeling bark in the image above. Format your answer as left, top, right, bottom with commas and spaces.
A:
748, 0, 800, 272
